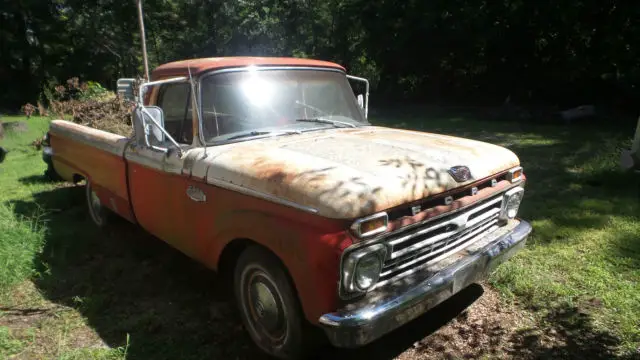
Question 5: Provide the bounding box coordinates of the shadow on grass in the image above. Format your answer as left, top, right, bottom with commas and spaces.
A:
18, 174, 56, 185
7, 185, 487, 360
507, 303, 624, 360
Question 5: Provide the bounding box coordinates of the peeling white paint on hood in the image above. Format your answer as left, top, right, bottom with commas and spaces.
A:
196, 126, 520, 219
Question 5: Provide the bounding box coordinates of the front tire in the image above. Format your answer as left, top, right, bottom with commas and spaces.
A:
234, 246, 309, 359
86, 180, 110, 227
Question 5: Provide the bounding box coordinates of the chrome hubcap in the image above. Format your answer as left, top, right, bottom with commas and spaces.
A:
252, 282, 279, 330
90, 190, 101, 213
246, 272, 286, 341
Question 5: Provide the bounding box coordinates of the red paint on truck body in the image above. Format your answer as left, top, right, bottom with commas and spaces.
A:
125, 159, 353, 322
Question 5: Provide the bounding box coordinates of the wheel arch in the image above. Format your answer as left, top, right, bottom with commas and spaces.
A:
72, 173, 86, 184
217, 238, 301, 302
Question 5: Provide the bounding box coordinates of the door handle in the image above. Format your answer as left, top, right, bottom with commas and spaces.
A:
186, 185, 207, 202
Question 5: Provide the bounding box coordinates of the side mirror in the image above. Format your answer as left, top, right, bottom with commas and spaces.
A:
347, 75, 369, 119
133, 105, 165, 146
133, 105, 183, 156
117, 78, 136, 102
357, 94, 364, 109
144, 106, 165, 144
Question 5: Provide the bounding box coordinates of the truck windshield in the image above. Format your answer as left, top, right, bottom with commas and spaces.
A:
200, 68, 367, 144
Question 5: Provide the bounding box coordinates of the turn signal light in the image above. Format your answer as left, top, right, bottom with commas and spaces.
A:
351, 212, 388, 238
507, 167, 523, 183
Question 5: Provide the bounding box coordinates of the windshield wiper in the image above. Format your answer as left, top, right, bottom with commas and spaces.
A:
279, 130, 302, 135
225, 130, 303, 141
295, 118, 357, 128
226, 131, 272, 140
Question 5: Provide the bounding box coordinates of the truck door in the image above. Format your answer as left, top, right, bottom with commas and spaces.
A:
125, 82, 200, 258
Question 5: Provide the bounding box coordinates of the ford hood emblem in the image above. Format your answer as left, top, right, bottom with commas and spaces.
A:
448, 165, 473, 182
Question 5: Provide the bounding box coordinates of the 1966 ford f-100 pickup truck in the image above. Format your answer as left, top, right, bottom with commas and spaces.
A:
43, 57, 531, 359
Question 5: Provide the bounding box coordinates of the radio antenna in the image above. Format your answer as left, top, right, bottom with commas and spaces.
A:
136, 0, 150, 80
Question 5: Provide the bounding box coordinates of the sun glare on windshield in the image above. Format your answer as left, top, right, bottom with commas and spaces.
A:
241, 76, 273, 107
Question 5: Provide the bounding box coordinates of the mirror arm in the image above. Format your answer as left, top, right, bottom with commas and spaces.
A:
141, 130, 168, 154
347, 75, 370, 119
140, 106, 183, 156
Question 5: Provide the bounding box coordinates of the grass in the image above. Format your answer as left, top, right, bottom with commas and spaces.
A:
0, 117, 50, 298
0, 326, 26, 358
0, 112, 638, 358
375, 107, 640, 355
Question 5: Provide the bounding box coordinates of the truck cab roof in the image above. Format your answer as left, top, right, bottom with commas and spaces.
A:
151, 56, 346, 79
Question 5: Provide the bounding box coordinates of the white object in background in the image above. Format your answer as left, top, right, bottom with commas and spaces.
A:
620, 116, 640, 172
560, 105, 596, 121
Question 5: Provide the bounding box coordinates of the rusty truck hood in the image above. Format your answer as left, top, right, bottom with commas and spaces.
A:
199, 126, 520, 219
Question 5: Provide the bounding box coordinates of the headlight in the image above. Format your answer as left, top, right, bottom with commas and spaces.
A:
500, 186, 524, 220
342, 244, 386, 294
350, 212, 388, 238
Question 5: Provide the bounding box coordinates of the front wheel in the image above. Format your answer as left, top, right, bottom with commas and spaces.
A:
86, 180, 110, 227
234, 246, 312, 359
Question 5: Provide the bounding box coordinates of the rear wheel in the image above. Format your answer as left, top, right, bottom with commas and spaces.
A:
234, 246, 312, 359
86, 180, 110, 227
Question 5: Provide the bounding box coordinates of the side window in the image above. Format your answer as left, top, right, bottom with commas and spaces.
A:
157, 83, 193, 144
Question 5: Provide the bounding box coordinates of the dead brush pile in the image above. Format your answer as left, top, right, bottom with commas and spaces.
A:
45, 77, 138, 137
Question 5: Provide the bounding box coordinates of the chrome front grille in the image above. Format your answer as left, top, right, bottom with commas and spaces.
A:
374, 195, 504, 288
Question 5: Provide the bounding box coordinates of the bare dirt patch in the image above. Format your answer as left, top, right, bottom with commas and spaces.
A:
396, 285, 543, 360
2, 121, 29, 133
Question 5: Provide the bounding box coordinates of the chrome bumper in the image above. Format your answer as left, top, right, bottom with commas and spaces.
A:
319, 219, 532, 348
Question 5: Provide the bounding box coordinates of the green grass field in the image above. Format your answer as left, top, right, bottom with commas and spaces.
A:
0, 113, 638, 359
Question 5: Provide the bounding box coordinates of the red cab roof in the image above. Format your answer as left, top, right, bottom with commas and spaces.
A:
151, 56, 345, 79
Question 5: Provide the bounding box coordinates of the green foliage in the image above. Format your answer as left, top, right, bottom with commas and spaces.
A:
78, 81, 111, 101
2, 1, 638, 110
40, 78, 133, 136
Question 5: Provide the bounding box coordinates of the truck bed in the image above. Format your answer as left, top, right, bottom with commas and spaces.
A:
48, 120, 135, 222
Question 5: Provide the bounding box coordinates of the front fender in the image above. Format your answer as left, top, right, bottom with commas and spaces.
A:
206, 209, 353, 323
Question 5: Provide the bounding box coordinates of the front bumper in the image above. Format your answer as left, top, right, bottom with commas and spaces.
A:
319, 219, 532, 348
